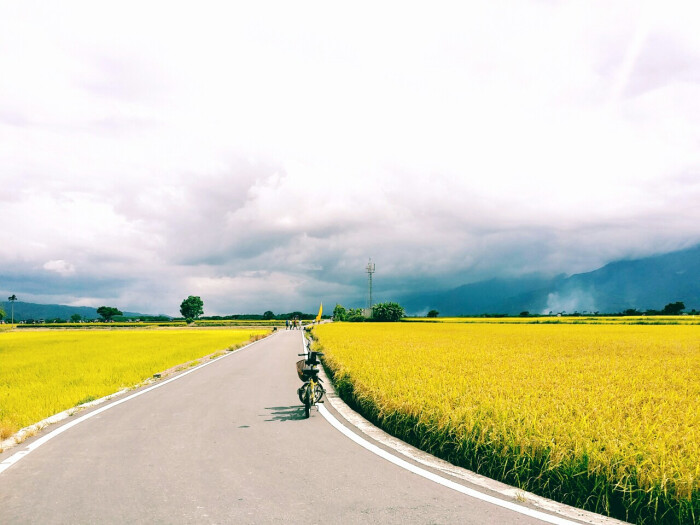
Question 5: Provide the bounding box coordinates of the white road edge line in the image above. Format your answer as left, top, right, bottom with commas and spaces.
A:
0, 333, 271, 476
318, 404, 577, 525
305, 330, 625, 525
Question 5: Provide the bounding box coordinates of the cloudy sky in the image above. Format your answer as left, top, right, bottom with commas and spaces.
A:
1, 1, 699, 316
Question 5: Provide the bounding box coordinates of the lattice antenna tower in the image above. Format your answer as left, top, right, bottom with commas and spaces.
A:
366, 258, 375, 309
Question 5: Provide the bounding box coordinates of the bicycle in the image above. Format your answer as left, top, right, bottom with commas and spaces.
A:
296, 350, 325, 418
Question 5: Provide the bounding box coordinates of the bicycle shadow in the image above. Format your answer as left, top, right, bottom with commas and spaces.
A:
263, 406, 307, 422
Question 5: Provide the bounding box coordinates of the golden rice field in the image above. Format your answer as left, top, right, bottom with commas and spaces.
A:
313, 322, 699, 524
0, 328, 268, 440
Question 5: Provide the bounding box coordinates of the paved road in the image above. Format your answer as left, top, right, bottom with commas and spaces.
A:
0, 330, 582, 524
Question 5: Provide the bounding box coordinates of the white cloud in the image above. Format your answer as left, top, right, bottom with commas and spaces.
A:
1, 1, 700, 314
43, 260, 76, 276
543, 290, 597, 315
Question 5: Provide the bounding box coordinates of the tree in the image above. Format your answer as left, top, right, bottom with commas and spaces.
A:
0, 306, 5, 321
8, 294, 17, 324
519, 311, 530, 317
427, 309, 439, 318
70, 314, 82, 323
371, 302, 405, 322
662, 301, 685, 315
346, 308, 365, 322
96, 306, 122, 322
180, 296, 204, 323
332, 304, 347, 321
263, 310, 275, 320
285, 311, 305, 320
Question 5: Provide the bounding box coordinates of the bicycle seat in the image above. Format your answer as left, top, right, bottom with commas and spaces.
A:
306, 351, 323, 365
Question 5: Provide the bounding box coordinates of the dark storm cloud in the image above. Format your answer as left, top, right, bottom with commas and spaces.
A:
0, 272, 130, 297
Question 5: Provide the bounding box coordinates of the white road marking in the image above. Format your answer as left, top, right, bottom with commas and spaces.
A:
318, 404, 582, 525
0, 335, 269, 476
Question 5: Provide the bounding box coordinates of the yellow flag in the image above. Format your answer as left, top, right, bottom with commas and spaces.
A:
315, 302, 323, 323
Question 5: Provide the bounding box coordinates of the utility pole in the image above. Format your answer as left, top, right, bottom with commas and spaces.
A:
365, 259, 375, 310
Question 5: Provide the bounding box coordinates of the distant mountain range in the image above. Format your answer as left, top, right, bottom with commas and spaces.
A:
3, 245, 698, 320
401, 245, 700, 316
0, 302, 147, 322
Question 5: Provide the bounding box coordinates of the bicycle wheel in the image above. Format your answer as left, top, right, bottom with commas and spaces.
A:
303, 384, 312, 418
314, 383, 325, 403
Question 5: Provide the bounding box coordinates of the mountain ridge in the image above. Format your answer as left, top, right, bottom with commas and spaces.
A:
0, 301, 149, 322
401, 245, 700, 316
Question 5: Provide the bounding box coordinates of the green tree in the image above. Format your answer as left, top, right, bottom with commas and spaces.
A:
427, 309, 439, 318
371, 302, 405, 322
96, 306, 123, 322
662, 301, 685, 315
70, 313, 82, 323
0, 305, 5, 321
332, 304, 347, 321
263, 310, 275, 320
346, 308, 365, 322
180, 295, 204, 323
8, 294, 17, 324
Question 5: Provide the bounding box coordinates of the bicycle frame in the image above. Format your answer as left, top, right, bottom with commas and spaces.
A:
297, 350, 325, 418
305, 377, 317, 417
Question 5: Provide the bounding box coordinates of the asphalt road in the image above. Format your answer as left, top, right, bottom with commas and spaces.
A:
0, 330, 588, 524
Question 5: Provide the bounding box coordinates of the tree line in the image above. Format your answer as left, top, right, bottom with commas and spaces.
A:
332, 302, 406, 322
0, 293, 327, 324
520, 301, 696, 317
619, 301, 695, 316
3, 294, 693, 325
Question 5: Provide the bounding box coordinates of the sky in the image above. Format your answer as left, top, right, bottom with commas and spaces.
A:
1, 1, 700, 316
